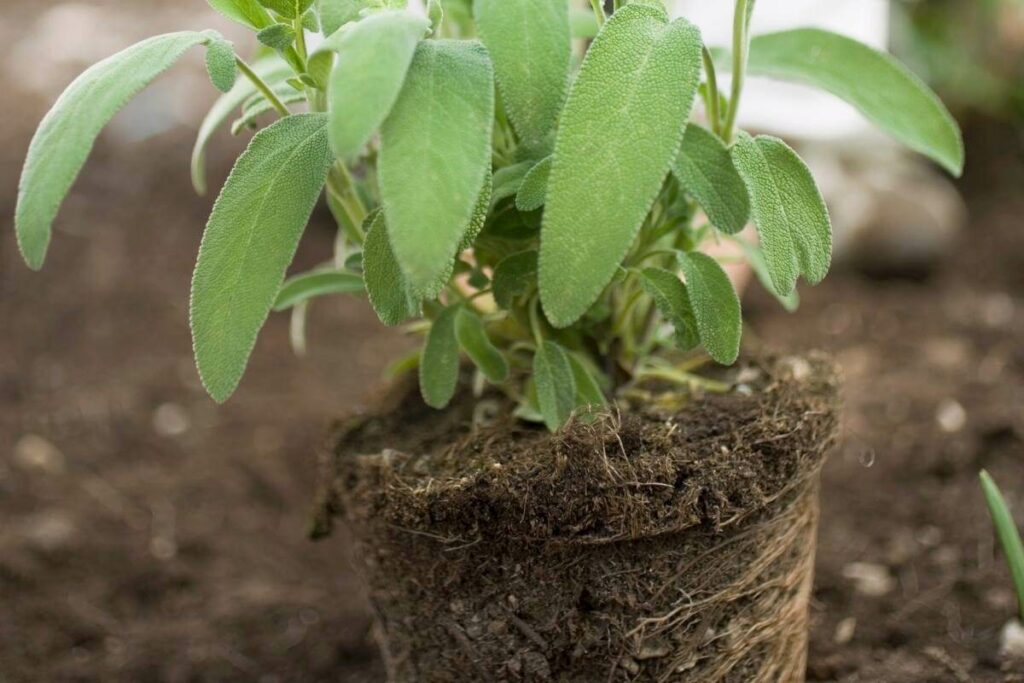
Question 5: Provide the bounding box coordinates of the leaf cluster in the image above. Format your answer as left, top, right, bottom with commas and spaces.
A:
15, 0, 964, 428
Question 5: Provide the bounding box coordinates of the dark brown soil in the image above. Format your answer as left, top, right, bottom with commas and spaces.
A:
1, 1, 1023, 679
324, 356, 838, 681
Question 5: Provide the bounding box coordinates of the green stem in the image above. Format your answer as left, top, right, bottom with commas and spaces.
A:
590, 0, 606, 26
702, 46, 722, 136
293, 15, 309, 64
722, 0, 751, 143
235, 57, 291, 117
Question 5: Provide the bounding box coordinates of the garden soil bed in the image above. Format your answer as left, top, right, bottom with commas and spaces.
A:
1, 5, 1023, 677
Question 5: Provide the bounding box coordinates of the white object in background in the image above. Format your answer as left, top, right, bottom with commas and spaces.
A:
672, 0, 890, 140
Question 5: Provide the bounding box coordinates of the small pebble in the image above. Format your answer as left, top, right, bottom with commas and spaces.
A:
842, 562, 895, 597
1002, 620, 1024, 661
936, 399, 967, 434
20, 512, 76, 552
13, 434, 65, 474
834, 617, 857, 645
152, 403, 190, 437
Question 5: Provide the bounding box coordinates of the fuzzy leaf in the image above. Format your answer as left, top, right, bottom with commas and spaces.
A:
568, 353, 607, 411
474, 0, 570, 145
205, 36, 238, 93
322, 11, 427, 160
731, 134, 832, 297
420, 305, 461, 409
534, 341, 577, 431
258, 0, 313, 18
672, 125, 749, 234
677, 251, 741, 365
230, 89, 307, 135
490, 160, 534, 207
749, 29, 963, 176
273, 270, 364, 311
207, 0, 274, 29
258, 23, 297, 50
319, 0, 366, 35
515, 156, 552, 212
16, 31, 214, 270
363, 211, 420, 326
640, 267, 698, 351
190, 114, 333, 403
380, 40, 494, 298
569, 9, 599, 39
455, 308, 508, 382
492, 250, 538, 310
191, 57, 292, 195
461, 166, 493, 250
732, 238, 799, 312
539, 5, 703, 327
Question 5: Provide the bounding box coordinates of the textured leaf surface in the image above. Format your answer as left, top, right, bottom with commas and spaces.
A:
319, 0, 366, 35
733, 238, 799, 312
568, 353, 607, 410
191, 57, 292, 195
640, 267, 698, 351
363, 212, 420, 326
208, 0, 274, 29
420, 305, 461, 409
474, 0, 570, 144
455, 308, 508, 382
677, 251, 741, 365
258, 0, 312, 18
461, 166, 492, 250
16, 31, 213, 270
230, 89, 307, 135
324, 11, 427, 160
490, 161, 534, 207
749, 29, 963, 176
731, 134, 832, 296
258, 23, 297, 50
273, 270, 364, 310
190, 114, 333, 402
380, 40, 494, 297
515, 156, 552, 212
672, 125, 748, 234
205, 36, 238, 93
534, 341, 576, 431
540, 5, 703, 327
492, 250, 538, 309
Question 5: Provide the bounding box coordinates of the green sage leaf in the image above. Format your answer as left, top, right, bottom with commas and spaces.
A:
455, 308, 508, 383
677, 251, 741, 365
731, 237, 799, 313
568, 353, 607, 411
492, 250, 538, 310
534, 340, 577, 431
191, 57, 292, 195
205, 36, 238, 93
461, 165, 493, 250
420, 305, 461, 409
258, 0, 313, 18
539, 5, 703, 327
748, 29, 964, 176
474, 0, 570, 145
16, 31, 215, 270
490, 160, 534, 207
319, 0, 367, 36
190, 114, 333, 403
515, 156, 552, 212
730, 134, 832, 297
273, 270, 364, 311
380, 40, 495, 298
363, 211, 420, 326
258, 23, 297, 50
640, 267, 698, 351
323, 11, 428, 160
207, 0, 274, 29
672, 124, 749, 235
230, 89, 307, 135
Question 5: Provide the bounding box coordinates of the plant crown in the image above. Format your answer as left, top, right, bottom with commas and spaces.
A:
15, 0, 964, 429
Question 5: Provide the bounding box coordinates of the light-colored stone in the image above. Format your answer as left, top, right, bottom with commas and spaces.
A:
936, 399, 967, 434
1001, 619, 1024, 661
13, 434, 66, 474
842, 562, 895, 597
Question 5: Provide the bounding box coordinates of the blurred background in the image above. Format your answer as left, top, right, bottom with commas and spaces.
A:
1, 1, 1022, 681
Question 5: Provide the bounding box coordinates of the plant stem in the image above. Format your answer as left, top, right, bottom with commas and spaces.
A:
722, 0, 752, 143
590, 0, 606, 26
702, 46, 722, 136
235, 57, 291, 117
293, 15, 309, 64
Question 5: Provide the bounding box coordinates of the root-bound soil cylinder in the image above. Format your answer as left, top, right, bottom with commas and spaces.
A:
314, 355, 840, 682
